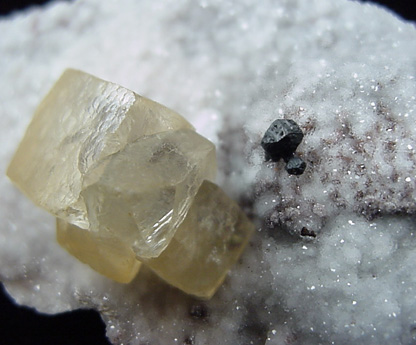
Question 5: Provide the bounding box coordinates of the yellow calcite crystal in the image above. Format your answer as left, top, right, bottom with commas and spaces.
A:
82, 128, 216, 259
57, 180, 254, 298
7, 69, 254, 298
57, 218, 141, 283
145, 180, 254, 299
7, 69, 215, 259
8, 69, 195, 231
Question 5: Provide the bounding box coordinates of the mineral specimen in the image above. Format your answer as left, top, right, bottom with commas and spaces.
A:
6, 69, 216, 260
2, 0, 416, 344
59, 180, 254, 298
7, 69, 253, 298
261, 119, 304, 162
144, 180, 254, 298
285, 155, 306, 175
261, 119, 306, 175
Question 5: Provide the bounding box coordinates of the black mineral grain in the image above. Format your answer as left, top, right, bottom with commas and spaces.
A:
285, 155, 306, 175
189, 303, 209, 320
261, 119, 304, 162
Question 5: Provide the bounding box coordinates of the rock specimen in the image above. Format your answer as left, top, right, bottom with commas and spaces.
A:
261, 119, 306, 175
2, 0, 416, 344
7, 69, 253, 298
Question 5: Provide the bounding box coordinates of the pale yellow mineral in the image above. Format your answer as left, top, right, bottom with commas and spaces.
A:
7, 69, 216, 259
82, 128, 216, 259
56, 180, 254, 297
7, 69, 254, 299
144, 180, 254, 298
57, 218, 141, 283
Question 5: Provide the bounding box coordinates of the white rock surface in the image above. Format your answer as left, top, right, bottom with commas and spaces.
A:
1, 0, 416, 344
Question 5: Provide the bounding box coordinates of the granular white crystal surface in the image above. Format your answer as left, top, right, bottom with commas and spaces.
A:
1, 0, 416, 344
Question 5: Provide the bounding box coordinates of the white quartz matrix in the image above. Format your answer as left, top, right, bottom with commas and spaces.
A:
1, 0, 416, 344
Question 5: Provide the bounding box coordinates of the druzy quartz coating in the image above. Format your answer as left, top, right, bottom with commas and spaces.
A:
7, 69, 254, 298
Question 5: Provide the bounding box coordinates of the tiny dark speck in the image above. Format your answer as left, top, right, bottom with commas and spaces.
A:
301, 227, 316, 238
189, 303, 209, 320
184, 336, 195, 345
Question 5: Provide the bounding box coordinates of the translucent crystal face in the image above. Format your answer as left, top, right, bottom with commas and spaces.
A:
57, 180, 254, 298
7, 69, 215, 258
83, 129, 216, 258
56, 218, 141, 284
7, 69, 195, 229
7, 69, 253, 298
144, 180, 255, 299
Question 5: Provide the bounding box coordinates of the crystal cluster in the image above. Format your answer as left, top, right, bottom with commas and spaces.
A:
7, 69, 253, 298
261, 119, 306, 175
2, 0, 416, 344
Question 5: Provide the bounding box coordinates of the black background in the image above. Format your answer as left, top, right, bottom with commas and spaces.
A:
1, 1, 415, 345
0, 0, 415, 20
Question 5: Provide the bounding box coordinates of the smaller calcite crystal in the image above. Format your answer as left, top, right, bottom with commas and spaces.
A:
7, 69, 253, 298
57, 219, 141, 283
145, 180, 254, 299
